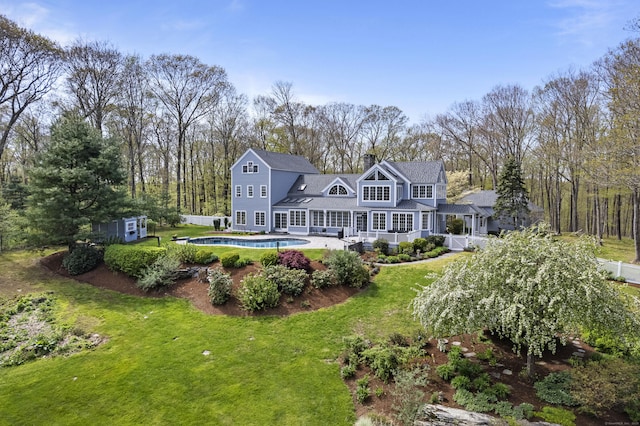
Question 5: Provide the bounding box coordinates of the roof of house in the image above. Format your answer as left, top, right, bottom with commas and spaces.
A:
286, 174, 360, 197
252, 148, 320, 174
384, 161, 444, 183
437, 203, 488, 215
458, 190, 544, 213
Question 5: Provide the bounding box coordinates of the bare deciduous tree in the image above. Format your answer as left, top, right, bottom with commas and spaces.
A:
0, 15, 62, 167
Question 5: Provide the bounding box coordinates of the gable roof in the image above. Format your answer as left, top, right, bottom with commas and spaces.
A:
384, 160, 445, 183
287, 174, 359, 197
250, 148, 320, 174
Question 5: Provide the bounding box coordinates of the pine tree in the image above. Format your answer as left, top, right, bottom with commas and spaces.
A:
494, 156, 530, 229
27, 114, 129, 251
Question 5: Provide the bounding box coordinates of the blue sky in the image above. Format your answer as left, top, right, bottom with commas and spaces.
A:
3, 0, 639, 123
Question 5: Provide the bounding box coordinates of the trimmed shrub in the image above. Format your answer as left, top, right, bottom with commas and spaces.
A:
237, 273, 280, 311
264, 264, 307, 296
324, 250, 369, 288
194, 248, 218, 265
372, 238, 389, 255
425, 235, 445, 247
166, 243, 198, 263
259, 251, 279, 267
220, 253, 240, 268
398, 241, 413, 255
234, 257, 253, 268
311, 269, 336, 289
207, 268, 232, 305
104, 244, 166, 278
397, 253, 411, 262
136, 255, 180, 291
412, 238, 428, 253
63, 245, 103, 275
277, 250, 311, 270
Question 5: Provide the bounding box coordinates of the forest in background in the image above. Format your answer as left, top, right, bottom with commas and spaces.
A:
1, 14, 640, 253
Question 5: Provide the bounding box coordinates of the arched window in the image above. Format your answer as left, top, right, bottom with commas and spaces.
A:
329, 184, 348, 196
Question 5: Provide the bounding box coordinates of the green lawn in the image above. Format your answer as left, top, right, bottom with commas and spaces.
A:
0, 238, 449, 425
558, 234, 637, 263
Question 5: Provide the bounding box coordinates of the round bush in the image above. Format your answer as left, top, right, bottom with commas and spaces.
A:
62, 245, 103, 275
237, 273, 280, 311
220, 253, 240, 268
372, 238, 389, 255
264, 264, 307, 296
277, 250, 311, 270
260, 251, 279, 267
207, 268, 232, 305
324, 250, 369, 288
194, 249, 218, 265
311, 269, 336, 289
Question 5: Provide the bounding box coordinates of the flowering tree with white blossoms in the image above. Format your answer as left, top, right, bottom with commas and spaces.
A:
412, 224, 640, 376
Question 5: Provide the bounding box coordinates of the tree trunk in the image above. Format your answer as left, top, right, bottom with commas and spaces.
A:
633, 188, 640, 264
526, 349, 535, 377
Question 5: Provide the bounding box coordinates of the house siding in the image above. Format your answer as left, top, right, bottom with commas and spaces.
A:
230, 149, 498, 238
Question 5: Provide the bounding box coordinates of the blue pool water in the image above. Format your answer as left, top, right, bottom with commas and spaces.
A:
187, 236, 309, 248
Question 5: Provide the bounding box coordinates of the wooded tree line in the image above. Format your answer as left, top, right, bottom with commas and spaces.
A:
1, 14, 640, 253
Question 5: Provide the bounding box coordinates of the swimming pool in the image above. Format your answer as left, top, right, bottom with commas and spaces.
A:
187, 236, 310, 248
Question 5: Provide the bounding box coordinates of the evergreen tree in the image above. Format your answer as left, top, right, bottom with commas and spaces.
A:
494, 156, 529, 229
27, 114, 129, 251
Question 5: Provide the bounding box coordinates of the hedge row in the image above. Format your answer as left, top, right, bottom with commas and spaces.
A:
104, 245, 167, 278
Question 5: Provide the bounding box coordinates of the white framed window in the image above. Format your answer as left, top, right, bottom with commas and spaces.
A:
372, 212, 386, 230
247, 185, 254, 198
328, 184, 348, 196
260, 185, 267, 198
235, 210, 246, 226
421, 212, 432, 230
412, 184, 433, 199
235, 185, 241, 198
255, 211, 266, 227
312, 211, 324, 227
362, 185, 390, 201
327, 211, 351, 227
242, 161, 259, 174
391, 213, 413, 232
289, 210, 306, 227
126, 221, 136, 232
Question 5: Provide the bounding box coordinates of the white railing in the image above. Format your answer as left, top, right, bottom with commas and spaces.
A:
598, 259, 640, 284
356, 230, 421, 244
434, 234, 488, 251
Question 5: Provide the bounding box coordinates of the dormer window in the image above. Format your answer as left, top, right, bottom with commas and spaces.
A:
242, 161, 259, 173
364, 170, 390, 181
329, 184, 348, 196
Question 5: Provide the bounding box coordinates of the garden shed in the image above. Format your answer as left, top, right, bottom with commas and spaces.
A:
92, 216, 148, 243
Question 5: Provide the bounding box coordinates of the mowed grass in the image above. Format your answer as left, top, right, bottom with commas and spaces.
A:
0, 231, 449, 426
558, 234, 637, 263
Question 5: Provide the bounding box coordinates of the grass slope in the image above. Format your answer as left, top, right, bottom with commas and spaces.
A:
0, 242, 448, 425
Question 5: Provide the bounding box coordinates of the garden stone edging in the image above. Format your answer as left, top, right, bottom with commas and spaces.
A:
417, 405, 559, 426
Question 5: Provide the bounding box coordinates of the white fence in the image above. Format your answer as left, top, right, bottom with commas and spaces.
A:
181, 215, 231, 227
356, 230, 422, 244
598, 259, 640, 284
437, 234, 488, 251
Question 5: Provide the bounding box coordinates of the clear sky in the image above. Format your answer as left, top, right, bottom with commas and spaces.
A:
3, 0, 639, 123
